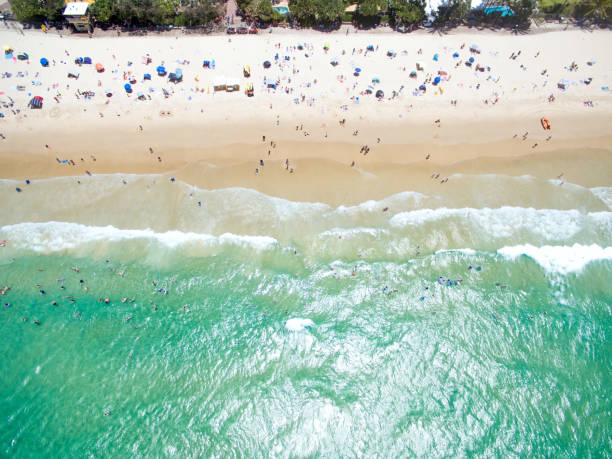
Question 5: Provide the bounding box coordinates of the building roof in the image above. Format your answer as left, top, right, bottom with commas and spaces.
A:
63, 2, 89, 16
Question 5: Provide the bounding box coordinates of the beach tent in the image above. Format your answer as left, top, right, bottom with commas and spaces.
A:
213, 76, 227, 92
95, 63, 104, 72
83, 57, 92, 64
156, 65, 166, 76
28, 96, 43, 109
366, 45, 374, 52
40, 58, 49, 67
143, 73, 151, 80
124, 83, 132, 93
263, 60, 271, 69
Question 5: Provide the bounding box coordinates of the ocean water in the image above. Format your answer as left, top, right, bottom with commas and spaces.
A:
1, 175, 611, 457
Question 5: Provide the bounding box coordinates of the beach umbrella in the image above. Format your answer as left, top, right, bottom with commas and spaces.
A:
366, 45, 374, 51
83, 57, 92, 64
2, 45, 10, 51
95, 62, 104, 72
263, 60, 271, 69
75, 57, 84, 65
330, 58, 339, 66
452, 52, 459, 58
375, 89, 384, 99
433, 76, 441, 85
156, 65, 166, 76
419, 84, 426, 92
355, 68, 361, 73
28, 96, 43, 109
323, 42, 330, 50
105, 88, 112, 97
469, 56, 475, 63
372, 77, 380, 84
40, 57, 49, 67
409, 71, 417, 78
124, 83, 132, 93
175, 68, 182, 80
433, 53, 439, 61
143, 73, 151, 80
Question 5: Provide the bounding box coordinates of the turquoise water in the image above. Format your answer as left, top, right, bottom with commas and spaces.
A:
1, 176, 611, 456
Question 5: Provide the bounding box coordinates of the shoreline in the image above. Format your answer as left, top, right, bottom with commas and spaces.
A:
0, 26, 611, 206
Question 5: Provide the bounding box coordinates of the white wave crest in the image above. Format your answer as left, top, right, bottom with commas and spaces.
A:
285, 318, 315, 332
498, 243, 612, 274
390, 207, 611, 241
0, 222, 278, 252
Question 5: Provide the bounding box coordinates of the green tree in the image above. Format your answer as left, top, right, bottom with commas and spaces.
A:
509, 0, 535, 24
254, 0, 274, 22
434, 0, 470, 24
390, 0, 425, 25
90, 0, 119, 23
583, 0, 611, 21
289, 0, 317, 26
358, 0, 387, 16
8, 0, 43, 21
314, 0, 344, 24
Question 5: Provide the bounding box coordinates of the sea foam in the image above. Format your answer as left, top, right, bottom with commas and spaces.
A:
498, 244, 612, 274
285, 318, 315, 332
0, 222, 278, 252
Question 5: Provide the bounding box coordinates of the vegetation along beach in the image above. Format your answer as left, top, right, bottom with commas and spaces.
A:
0, 0, 611, 455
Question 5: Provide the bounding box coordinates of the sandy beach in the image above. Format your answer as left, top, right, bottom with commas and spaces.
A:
0, 24, 611, 205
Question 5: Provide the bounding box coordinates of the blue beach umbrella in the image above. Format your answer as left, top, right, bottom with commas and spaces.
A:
452, 52, 459, 58
156, 65, 166, 76
40, 57, 49, 67
433, 76, 441, 85
469, 56, 475, 63
419, 84, 426, 91
433, 53, 439, 61
124, 83, 132, 93
143, 73, 151, 80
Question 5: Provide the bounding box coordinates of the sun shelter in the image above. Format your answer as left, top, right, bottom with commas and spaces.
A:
40, 58, 49, 67
213, 76, 227, 92
375, 89, 384, 99
17, 52, 28, 61
124, 83, 132, 93
156, 65, 166, 76
28, 96, 43, 108
226, 78, 240, 92
83, 57, 92, 64
263, 60, 271, 69
95, 62, 104, 72
433, 76, 441, 85
143, 73, 151, 80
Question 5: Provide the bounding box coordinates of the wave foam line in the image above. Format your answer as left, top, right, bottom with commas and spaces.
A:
0, 222, 278, 252
498, 243, 612, 274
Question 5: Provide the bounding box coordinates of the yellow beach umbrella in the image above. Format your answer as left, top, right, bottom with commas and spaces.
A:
3, 45, 11, 51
